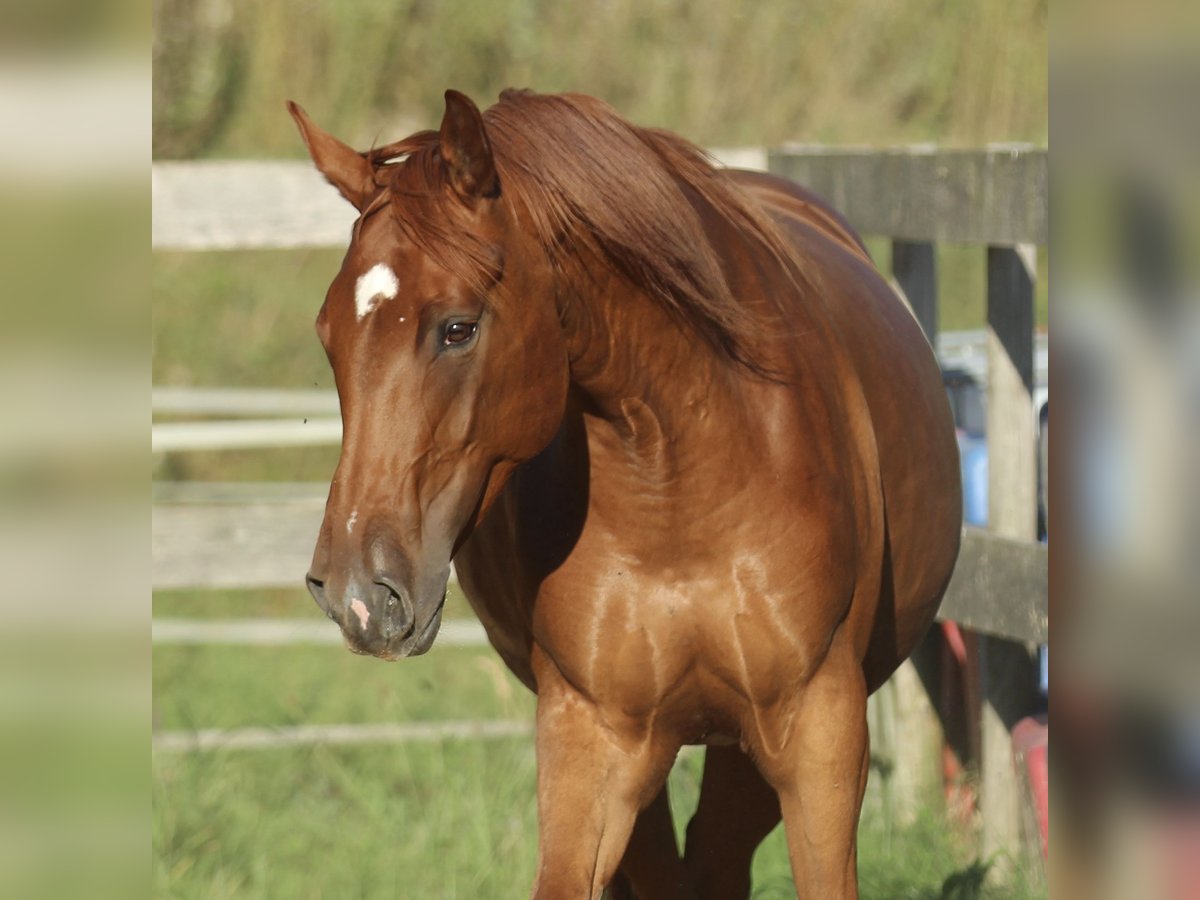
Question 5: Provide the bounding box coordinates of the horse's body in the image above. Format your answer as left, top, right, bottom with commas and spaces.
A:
292, 89, 961, 899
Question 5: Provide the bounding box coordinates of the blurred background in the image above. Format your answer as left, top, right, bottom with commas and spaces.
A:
0, 1, 146, 899
1053, 1, 1200, 898
152, 0, 1047, 158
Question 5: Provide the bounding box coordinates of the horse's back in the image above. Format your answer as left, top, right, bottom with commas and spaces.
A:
730, 169, 962, 691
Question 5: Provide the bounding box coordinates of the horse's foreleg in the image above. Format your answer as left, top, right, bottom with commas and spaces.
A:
751, 640, 869, 900
530, 659, 678, 899
682, 744, 781, 899
606, 785, 695, 900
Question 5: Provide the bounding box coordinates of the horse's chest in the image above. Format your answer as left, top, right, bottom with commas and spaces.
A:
530, 570, 719, 714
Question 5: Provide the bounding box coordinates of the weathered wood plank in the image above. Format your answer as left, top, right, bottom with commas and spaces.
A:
152, 500, 325, 590
152, 150, 767, 251
980, 241, 1040, 874
987, 244, 1039, 541
152, 417, 343, 452
152, 387, 340, 417
767, 147, 1047, 245
151, 618, 486, 647
154, 493, 1047, 647
152, 161, 356, 251
938, 528, 1047, 643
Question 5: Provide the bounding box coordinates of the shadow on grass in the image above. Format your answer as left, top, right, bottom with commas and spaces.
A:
937, 860, 990, 899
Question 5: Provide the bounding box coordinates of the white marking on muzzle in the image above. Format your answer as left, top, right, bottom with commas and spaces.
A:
354, 263, 399, 321
346, 508, 358, 535
349, 598, 370, 629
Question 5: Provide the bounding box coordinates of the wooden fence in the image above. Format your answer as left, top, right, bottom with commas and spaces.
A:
771, 146, 1047, 874
152, 145, 1047, 872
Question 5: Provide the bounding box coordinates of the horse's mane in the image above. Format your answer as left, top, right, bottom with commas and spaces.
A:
362, 89, 799, 374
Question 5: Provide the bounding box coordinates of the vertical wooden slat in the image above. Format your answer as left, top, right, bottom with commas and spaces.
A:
981, 242, 1039, 875
986, 243, 1038, 538
892, 239, 939, 342
887, 643, 943, 825
887, 235, 941, 830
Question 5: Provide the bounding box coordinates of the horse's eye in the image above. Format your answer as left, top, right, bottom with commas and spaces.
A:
443, 321, 478, 347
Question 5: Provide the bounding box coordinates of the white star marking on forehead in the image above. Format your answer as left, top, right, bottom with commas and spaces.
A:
354, 263, 399, 321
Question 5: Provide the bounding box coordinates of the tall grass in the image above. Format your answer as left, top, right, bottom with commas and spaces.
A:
153, 0, 1047, 159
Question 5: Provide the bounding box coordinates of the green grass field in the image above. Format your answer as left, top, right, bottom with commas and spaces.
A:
154, 734, 1015, 899
152, 588, 1043, 899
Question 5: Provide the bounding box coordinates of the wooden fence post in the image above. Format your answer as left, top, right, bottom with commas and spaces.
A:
885, 238, 944, 826
982, 243, 1040, 876
892, 239, 938, 343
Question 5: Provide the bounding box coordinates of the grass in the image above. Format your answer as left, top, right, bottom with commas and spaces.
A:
152, 249, 339, 390
153, 738, 542, 899
152, 587, 1045, 898
152, 643, 1043, 899
153, 642, 532, 733
152, 582, 475, 622
156, 738, 1010, 899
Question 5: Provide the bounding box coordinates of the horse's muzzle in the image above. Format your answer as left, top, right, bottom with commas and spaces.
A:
306, 570, 447, 659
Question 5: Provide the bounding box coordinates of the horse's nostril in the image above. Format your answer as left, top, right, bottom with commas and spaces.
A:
306, 573, 332, 617
375, 579, 415, 639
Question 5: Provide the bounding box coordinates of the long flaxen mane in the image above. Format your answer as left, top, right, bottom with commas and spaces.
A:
359, 89, 801, 373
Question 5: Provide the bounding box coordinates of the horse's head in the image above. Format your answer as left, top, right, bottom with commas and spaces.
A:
290, 91, 569, 659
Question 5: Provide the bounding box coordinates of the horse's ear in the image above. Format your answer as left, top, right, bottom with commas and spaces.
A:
439, 90, 499, 202
287, 101, 374, 211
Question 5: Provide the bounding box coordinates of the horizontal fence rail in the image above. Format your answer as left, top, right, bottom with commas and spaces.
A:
152, 617, 484, 647
151, 417, 343, 453
152, 148, 1047, 251
768, 145, 1046, 246
153, 719, 534, 753
152, 161, 357, 250
939, 529, 1047, 643
152, 149, 767, 251
152, 483, 1045, 644
153, 485, 326, 589
152, 386, 341, 417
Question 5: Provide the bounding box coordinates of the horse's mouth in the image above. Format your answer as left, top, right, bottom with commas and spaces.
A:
350, 594, 446, 661
407, 595, 447, 656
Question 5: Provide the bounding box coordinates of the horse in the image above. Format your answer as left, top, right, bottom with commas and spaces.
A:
291, 88, 961, 899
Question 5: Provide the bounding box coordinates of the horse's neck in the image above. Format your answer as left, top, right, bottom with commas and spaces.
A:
563, 269, 713, 411
555, 269, 749, 497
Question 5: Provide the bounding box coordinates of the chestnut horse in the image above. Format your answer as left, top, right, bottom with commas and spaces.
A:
293, 89, 960, 898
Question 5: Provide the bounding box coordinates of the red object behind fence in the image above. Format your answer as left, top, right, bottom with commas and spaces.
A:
1013, 715, 1049, 859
